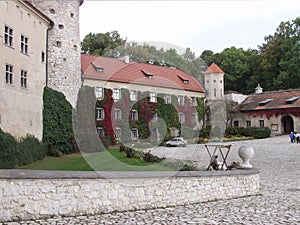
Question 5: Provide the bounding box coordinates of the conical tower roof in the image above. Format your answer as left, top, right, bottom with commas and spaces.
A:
205, 63, 224, 74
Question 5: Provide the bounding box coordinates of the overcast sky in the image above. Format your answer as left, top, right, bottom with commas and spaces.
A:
79, 1, 300, 56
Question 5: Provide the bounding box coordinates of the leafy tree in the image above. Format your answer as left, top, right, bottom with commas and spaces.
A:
81, 30, 126, 56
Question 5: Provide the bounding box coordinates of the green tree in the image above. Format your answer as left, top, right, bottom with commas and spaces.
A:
81, 30, 127, 56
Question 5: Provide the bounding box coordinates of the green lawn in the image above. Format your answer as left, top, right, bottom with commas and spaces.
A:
18, 147, 173, 171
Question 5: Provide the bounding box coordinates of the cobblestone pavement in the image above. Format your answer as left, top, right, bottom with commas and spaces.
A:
2, 135, 300, 225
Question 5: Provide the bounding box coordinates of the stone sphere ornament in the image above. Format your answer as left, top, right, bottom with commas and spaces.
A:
238, 145, 254, 168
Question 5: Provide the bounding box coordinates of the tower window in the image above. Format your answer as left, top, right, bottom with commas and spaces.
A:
58, 24, 64, 29
50, 9, 55, 14
41, 52, 45, 62
56, 41, 62, 47
70, 13, 74, 18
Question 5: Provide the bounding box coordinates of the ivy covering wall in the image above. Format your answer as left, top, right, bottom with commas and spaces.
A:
43, 87, 74, 154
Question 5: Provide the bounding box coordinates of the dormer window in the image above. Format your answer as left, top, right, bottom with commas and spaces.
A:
177, 74, 189, 84
141, 69, 153, 79
92, 63, 104, 72
259, 99, 273, 106
286, 96, 299, 104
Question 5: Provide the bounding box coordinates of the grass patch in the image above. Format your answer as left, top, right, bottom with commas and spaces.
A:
18, 147, 174, 171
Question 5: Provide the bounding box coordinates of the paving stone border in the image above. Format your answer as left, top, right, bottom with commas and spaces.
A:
0, 169, 259, 222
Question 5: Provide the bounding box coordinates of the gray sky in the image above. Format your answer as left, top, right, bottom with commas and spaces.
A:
79, 1, 300, 56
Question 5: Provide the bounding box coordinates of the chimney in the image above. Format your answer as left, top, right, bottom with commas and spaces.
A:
255, 84, 263, 94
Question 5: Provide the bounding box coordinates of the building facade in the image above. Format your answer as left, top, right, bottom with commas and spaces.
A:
236, 89, 300, 135
81, 54, 206, 143
0, 0, 52, 139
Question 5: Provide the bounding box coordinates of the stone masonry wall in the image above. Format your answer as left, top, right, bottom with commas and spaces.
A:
0, 170, 260, 222
31, 0, 83, 107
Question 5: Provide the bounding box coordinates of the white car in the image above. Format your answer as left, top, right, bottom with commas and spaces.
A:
166, 137, 187, 147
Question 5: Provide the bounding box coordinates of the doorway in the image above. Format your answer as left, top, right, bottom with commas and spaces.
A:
282, 115, 294, 134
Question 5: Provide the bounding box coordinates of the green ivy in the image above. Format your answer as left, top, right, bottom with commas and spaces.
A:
43, 87, 74, 154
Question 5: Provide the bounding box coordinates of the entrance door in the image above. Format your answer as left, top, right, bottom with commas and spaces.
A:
282, 115, 294, 134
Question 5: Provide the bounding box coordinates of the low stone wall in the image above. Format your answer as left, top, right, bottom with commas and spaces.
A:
0, 169, 260, 222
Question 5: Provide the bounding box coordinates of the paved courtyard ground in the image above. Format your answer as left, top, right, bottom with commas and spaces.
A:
2, 135, 300, 224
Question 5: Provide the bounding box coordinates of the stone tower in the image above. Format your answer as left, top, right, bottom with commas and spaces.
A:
30, 0, 83, 107
204, 63, 225, 100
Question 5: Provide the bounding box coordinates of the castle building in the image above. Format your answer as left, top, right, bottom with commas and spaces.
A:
0, 0, 83, 140
0, 0, 52, 139
29, 0, 83, 107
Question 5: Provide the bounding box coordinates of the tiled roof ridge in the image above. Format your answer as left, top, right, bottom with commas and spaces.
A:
249, 89, 300, 96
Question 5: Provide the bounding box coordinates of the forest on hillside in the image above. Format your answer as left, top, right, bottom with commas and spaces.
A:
81, 17, 300, 95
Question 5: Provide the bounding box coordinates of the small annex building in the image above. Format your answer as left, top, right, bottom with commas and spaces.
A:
236, 89, 300, 135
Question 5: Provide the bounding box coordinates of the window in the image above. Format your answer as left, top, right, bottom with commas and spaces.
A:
115, 128, 121, 138
150, 92, 156, 103
114, 109, 122, 120
4, 25, 13, 47
178, 112, 185, 123
152, 112, 158, 122
191, 97, 197, 106
113, 88, 121, 100
192, 113, 197, 124
96, 108, 104, 120
178, 95, 184, 105
220, 88, 223, 97
95, 87, 103, 99
259, 120, 264, 128
21, 70, 27, 88
131, 129, 138, 140
259, 99, 273, 106
41, 52, 45, 62
233, 121, 239, 127
56, 41, 62, 47
130, 90, 137, 101
21, 35, 28, 54
97, 127, 104, 137
164, 94, 171, 104
214, 88, 217, 98
246, 120, 251, 128
5, 64, 13, 84
58, 24, 64, 29
131, 110, 138, 121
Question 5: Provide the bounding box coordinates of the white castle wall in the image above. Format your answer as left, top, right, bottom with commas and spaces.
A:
0, 170, 260, 222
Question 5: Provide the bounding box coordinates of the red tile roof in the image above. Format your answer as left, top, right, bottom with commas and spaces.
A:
81, 54, 205, 93
81, 54, 126, 80
238, 90, 300, 111
205, 63, 224, 74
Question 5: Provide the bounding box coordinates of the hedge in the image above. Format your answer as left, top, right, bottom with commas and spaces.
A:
225, 126, 271, 139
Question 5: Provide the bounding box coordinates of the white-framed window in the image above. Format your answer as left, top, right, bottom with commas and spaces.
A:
113, 88, 121, 100
96, 108, 105, 120
4, 25, 13, 47
114, 109, 122, 120
114, 127, 122, 138
97, 127, 104, 137
21, 70, 27, 88
130, 90, 137, 101
179, 112, 185, 123
178, 95, 184, 106
5, 64, 13, 84
131, 128, 138, 140
192, 113, 197, 124
191, 97, 197, 106
246, 120, 251, 128
131, 110, 138, 121
150, 92, 156, 103
20, 34, 29, 54
164, 94, 171, 104
95, 87, 103, 99
152, 111, 158, 122
259, 120, 264, 128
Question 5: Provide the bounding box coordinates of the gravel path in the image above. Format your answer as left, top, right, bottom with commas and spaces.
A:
2, 135, 300, 225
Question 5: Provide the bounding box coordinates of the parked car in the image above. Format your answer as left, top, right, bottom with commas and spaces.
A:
166, 137, 187, 147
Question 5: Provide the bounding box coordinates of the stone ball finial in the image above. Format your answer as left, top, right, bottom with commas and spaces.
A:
238, 145, 254, 168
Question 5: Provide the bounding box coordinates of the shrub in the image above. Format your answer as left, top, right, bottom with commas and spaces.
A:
0, 129, 18, 169
17, 135, 47, 166
225, 126, 271, 139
